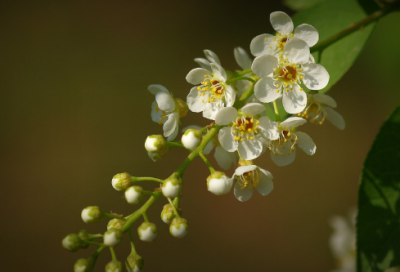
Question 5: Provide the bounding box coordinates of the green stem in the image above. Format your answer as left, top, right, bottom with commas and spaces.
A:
102, 213, 127, 221
109, 247, 117, 261
84, 240, 103, 247
199, 152, 215, 173
88, 245, 106, 270
132, 177, 164, 184
226, 76, 255, 85
142, 190, 155, 196
166, 142, 186, 149
235, 69, 252, 77
88, 234, 103, 239
142, 212, 149, 222
167, 197, 181, 218
234, 82, 257, 108
272, 101, 280, 122
128, 229, 138, 256
311, 4, 399, 53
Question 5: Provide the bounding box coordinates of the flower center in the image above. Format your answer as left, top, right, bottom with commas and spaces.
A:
155, 105, 168, 125
280, 66, 297, 81
197, 75, 226, 103
272, 59, 304, 94
237, 169, 260, 189
297, 102, 328, 125
268, 129, 298, 156
232, 117, 259, 142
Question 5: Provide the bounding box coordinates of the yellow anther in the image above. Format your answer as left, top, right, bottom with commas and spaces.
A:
274, 153, 278, 156
273, 38, 276, 41
305, 115, 309, 119
155, 106, 159, 113
232, 122, 236, 126
313, 118, 317, 123
276, 90, 279, 93
217, 95, 221, 99
279, 55, 282, 58
204, 75, 208, 77
245, 120, 249, 124
282, 146, 285, 149
291, 146, 294, 151
250, 119, 253, 123
276, 84, 280, 87
158, 121, 163, 125
287, 132, 291, 136
233, 130, 237, 134
250, 137, 254, 140
241, 138, 245, 141
198, 93, 202, 96
270, 46, 272, 49
284, 82, 288, 86
202, 99, 205, 102
319, 121, 323, 125
256, 121, 259, 125
241, 132, 245, 135
202, 88, 206, 91
299, 88, 303, 91
295, 137, 298, 141
248, 128, 252, 132
284, 139, 288, 143
246, 136, 249, 140
273, 68, 276, 71
212, 88, 217, 92
290, 34, 294, 37
299, 69, 303, 72
264, 38, 268, 41
197, 87, 201, 91
300, 75, 304, 79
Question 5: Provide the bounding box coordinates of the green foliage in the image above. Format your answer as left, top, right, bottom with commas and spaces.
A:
357, 106, 400, 271
283, 0, 327, 11
292, 0, 379, 93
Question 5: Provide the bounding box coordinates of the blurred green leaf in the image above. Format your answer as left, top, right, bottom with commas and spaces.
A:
283, 0, 327, 11
357, 106, 400, 272
292, 0, 379, 93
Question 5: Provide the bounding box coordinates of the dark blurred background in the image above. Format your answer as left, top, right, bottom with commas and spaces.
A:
1, 0, 399, 271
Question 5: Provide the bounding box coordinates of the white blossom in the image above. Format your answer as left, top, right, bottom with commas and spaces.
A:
125, 186, 143, 205
137, 222, 157, 242
103, 228, 122, 247
207, 171, 233, 196
162, 178, 180, 198
194, 49, 221, 71
169, 217, 188, 238
181, 129, 202, 150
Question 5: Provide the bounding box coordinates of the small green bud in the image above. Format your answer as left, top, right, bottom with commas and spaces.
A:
77, 230, 90, 248
125, 186, 143, 205
74, 258, 89, 272
105, 260, 123, 272
169, 217, 188, 238
107, 219, 125, 230
145, 135, 168, 161
181, 129, 202, 150
174, 98, 189, 118
126, 253, 144, 272
160, 204, 175, 224
137, 222, 157, 242
162, 177, 180, 198
104, 228, 122, 247
112, 172, 132, 191
81, 206, 102, 224
62, 233, 82, 252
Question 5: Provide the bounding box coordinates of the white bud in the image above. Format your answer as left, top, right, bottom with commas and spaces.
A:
107, 219, 125, 230
162, 177, 180, 198
207, 171, 233, 195
137, 222, 157, 242
62, 233, 82, 252
111, 172, 132, 191
74, 258, 89, 272
125, 186, 144, 205
126, 254, 144, 272
169, 217, 188, 238
103, 228, 122, 247
181, 129, 202, 150
81, 206, 102, 224
105, 260, 122, 272
160, 204, 175, 224
145, 135, 168, 161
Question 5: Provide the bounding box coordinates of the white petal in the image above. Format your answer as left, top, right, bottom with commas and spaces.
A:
254, 77, 280, 103
211, 63, 227, 81
163, 113, 179, 138
251, 54, 278, 78
204, 49, 221, 65
234, 47, 252, 70
148, 84, 169, 95
151, 101, 163, 123
257, 167, 273, 179
203, 141, 215, 155
241, 103, 266, 116
296, 131, 316, 155
156, 92, 175, 112
271, 144, 296, 166
284, 37, 310, 64
282, 85, 307, 114
194, 58, 211, 71
255, 175, 274, 196
313, 93, 337, 108
294, 24, 319, 47
237, 79, 252, 96
258, 116, 280, 140
238, 139, 263, 160
215, 107, 237, 125
325, 107, 346, 130
218, 127, 238, 152
225, 85, 236, 107
250, 33, 277, 57
234, 165, 257, 176
234, 182, 253, 202
167, 124, 179, 141
186, 87, 208, 113
214, 146, 237, 170
270, 11, 293, 35
302, 63, 330, 90
186, 68, 211, 85
202, 101, 223, 120
309, 54, 315, 63
280, 116, 307, 130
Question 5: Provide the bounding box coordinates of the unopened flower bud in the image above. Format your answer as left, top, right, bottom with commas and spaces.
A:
137, 222, 157, 242
181, 129, 202, 151
160, 204, 175, 224
207, 171, 233, 195
169, 217, 188, 238
81, 206, 102, 224
112, 172, 132, 191
77, 230, 90, 248
174, 98, 189, 118
126, 253, 144, 272
105, 260, 122, 272
62, 233, 82, 252
74, 258, 89, 272
145, 135, 168, 161
162, 177, 180, 198
125, 186, 143, 205
103, 228, 122, 247
107, 219, 125, 230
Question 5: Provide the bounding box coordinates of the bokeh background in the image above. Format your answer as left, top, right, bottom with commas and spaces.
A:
1, 0, 399, 271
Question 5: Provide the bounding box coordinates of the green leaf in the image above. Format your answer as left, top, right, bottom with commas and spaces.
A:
357, 106, 400, 272
292, 0, 379, 93
283, 0, 327, 11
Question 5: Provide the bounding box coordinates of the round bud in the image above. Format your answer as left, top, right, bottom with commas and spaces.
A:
105, 260, 122, 272
107, 219, 125, 230
144, 135, 168, 161
126, 253, 144, 272
77, 230, 90, 248
175, 98, 189, 118
160, 204, 175, 224
112, 172, 132, 191
81, 206, 102, 224
162, 178, 180, 198
62, 233, 82, 252
137, 222, 157, 242
74, 258, 89, 272
125, 186, 143, 205
103, 228, 123, 247
181, 129, 202, 151
169, 217, 188, 238
207, 171, 233, 195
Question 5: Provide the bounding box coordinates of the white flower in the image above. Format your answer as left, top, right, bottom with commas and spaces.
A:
162, 177, 180, 198
169, 217, 188, 238
207, 171, 233, 196
262, 116, 316, 166
232, 165, 274, 202
181, 129, 202, 150
103, 228, 122, 247
194, 49, 221, 71
215, 103, 271, 160
252, 38, 329, 114
149, 84, 180, 141
125, 186, 144, 205
137, 222, 157, 242
81, 206, 102, 224
186, 62, 236, 120
144, 135, 168, 161
250, 11, 319, 57
297, 93, 345, 130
